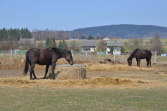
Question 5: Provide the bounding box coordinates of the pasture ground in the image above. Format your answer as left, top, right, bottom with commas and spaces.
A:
0, 57, 167, 110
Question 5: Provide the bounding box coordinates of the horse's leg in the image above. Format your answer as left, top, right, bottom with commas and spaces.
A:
146, 58, 149, 67
136, 58, 138, 66
32, 70, 38, 79
136, 58, 139, 67
44, 65, 49, 79
138, 58, 140, 67
30, 63, 35, 80
51, 63, 56, 80
30, 63, 38, 79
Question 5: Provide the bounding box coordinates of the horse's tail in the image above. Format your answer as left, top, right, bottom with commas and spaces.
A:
23, 50, 29, 74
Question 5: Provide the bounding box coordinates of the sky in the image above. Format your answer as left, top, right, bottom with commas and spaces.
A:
0, 0, 167, 31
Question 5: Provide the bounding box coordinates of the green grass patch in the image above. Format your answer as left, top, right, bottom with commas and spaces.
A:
0, 87, 167, 111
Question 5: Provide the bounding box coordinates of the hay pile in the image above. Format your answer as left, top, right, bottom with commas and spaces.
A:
0, 57, 166, 72
0, 57, 25, 70
0, 57, 93, 70
85, 63, 155, 72
0, 76, 140, 88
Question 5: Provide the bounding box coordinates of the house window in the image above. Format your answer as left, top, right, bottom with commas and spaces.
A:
83, 47, 90, 51
114, 47, 119, 51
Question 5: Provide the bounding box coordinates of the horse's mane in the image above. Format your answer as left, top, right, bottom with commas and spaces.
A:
128, 48, 141, 59
48, 47, 70, 53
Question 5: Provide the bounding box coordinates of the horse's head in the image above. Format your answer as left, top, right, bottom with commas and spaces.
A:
127, 58, 132, 66
65, 51, 74, 65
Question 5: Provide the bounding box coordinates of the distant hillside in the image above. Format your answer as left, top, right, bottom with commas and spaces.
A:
73, 24, 167, 39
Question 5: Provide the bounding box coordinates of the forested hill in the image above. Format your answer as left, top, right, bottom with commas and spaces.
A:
73, 24, 167, 39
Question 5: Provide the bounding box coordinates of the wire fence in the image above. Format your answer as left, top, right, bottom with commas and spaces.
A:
0, 50, 166, 64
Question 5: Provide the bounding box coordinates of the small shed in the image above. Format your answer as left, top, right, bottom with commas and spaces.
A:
81, 41, 97, 52
106, 41, 122, 55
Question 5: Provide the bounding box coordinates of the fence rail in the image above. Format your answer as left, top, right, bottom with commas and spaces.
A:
0, 50, 165, 64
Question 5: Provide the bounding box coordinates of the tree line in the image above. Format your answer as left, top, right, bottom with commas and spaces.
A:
32, 29, 83, 40
0, 28, 31, 41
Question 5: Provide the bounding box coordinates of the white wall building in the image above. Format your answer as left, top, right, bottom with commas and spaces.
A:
106, 41, 122, 55
81, 41, 97, 52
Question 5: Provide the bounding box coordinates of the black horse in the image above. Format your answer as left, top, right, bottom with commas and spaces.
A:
127, 49, 152, 67
23, 47, 74, 80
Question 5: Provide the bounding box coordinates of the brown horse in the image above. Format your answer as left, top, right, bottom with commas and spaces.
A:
23, 47, 73, 80
127, 49, 152, 67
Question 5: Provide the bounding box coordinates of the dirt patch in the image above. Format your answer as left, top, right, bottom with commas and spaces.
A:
100, 58, 123, 64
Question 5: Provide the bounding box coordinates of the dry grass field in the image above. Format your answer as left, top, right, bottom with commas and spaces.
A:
0, 57, 167, 110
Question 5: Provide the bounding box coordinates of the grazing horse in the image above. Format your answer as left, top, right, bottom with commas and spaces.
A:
127, 49, 152, 67
23, 47, 74, 80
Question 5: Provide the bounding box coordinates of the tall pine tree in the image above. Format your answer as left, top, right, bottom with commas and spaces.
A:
45, 37, 50, 47
58, 40, 63, 49
62, 39, 68, 50
49, 38, 57, 47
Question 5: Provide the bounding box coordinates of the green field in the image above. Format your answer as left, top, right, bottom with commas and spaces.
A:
0, 86, 167, 111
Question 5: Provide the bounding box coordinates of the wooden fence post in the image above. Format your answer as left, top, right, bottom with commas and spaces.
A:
154, 51, 157, 64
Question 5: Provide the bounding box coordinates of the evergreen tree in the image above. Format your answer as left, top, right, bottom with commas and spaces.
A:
45, 37, 50, 47
2, 28, 7, 40
120, 46, 125, 54
58, 40, 63, 49
110, 47, 113, 54
49, 38, 57, 47
0, 28, 31, 41
0, 30, 2, 40
87, 35, 94, 40
62, 39, 68, 50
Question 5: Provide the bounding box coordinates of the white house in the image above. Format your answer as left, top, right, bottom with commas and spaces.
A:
106, 41, 122, 55
103, 37, 110, 40
81, 41, 97, 52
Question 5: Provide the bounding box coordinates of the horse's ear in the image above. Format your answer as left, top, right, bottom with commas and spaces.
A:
68, 51, 71, 54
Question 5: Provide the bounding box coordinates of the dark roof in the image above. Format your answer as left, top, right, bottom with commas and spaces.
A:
81, 41, 97, 47
107, 41, 122, 46
19, 38, 35, 44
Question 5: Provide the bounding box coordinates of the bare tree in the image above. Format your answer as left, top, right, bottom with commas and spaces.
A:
1, 41, 11, 50
20, 40, 35, 50
97, 40, 106, 51
152, 33, 165, 55
36, 41, 44, 49
123, 42, 128, 47
69, 40, 78, 51
128, 38, 143, 51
